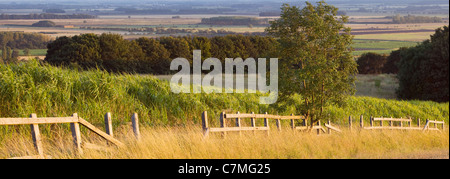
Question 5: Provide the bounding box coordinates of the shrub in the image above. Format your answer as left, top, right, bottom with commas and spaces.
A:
357, 52, 387, 74
396, 26, 449, 102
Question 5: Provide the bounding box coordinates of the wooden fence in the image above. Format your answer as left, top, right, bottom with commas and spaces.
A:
202, 112, 445, 137
348, 115, 445, 132
201, 111, 342, 137
0, 112, 141, 159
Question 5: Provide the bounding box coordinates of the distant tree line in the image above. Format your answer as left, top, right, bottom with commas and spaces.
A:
79, 26, 267, 37
392, 14, 442, 24
0, 13, 96, 19
0, 46, 20, 64
114, 7, 235, 15
357, 26, 448, 102
79, 26, 238, 35
0, 32, 51, 64
0, 32, 51, 49
201, 16, 269, 26
43, 9, 66, 13
259, 11, 281, 17
44, 33, 278, 74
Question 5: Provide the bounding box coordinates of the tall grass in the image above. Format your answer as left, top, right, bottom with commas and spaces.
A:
0, 60, 269, 131
77, 128, 450, 159
0, 60, 448, 158
2, 126, 447, 159
0, 60, 448, 128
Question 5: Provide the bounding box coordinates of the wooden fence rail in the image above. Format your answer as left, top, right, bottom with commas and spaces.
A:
202, 111, 339, 137
0, 112, 141, 159
203, 112, 445, 137
349, 115, 445, 132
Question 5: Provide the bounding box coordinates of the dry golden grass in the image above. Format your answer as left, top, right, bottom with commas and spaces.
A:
1, 125, 448, 159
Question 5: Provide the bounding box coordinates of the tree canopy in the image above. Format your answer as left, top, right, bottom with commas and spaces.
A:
45, 33, 278, 74
396, 26, 449, 102
267, 1, 357, 124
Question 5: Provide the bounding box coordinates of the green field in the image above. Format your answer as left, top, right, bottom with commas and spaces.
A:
0, 49, 47, 56
352, 39, 419, 56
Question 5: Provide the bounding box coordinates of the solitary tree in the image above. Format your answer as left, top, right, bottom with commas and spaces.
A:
267, 1, 357, 126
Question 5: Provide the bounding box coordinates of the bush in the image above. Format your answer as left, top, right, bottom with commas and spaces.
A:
383, 47, 408, 74
357, 52, 387, 74
396, 26, 449, 102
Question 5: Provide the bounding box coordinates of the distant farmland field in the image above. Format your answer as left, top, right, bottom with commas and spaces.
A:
352, 39, 418, 56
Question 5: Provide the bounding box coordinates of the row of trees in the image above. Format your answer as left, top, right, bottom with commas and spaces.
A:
44, 33, 278, 74
80, 26, 238, 35
0, 46, 20, 64
392, 14, 442, 24
201, 16, 269, 26
0, 32, 51, 49
0, 13, 96, 19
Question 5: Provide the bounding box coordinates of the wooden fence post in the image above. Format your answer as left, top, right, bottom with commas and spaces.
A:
276, 118, 281, 131
235, 111, 241, 127
349, 116, 352, 131
251, 112, 256, 135
370, 116, 373, 127
30, 113, 44, 157
104, 112, 113, 137
104, 112, 113, 146
264, 112, 269, 136
425, 119, 430, 130
131, 113, 141, 141
202, 111, 209, 137
70, 113, 83, 154
317, 120, 321, 135
236, 111, 241, 136
360, 115, 364, 129
220, 111, 226, 138
327, 120, 332, 134
290, 114, 295, 130
380, 116, 383, 127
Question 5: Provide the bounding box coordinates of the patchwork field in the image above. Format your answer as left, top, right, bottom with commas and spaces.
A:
1, 15, 447, 59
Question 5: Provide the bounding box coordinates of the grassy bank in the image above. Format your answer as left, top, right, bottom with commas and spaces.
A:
0, 60, 448, 127
0, 60, 448, 159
